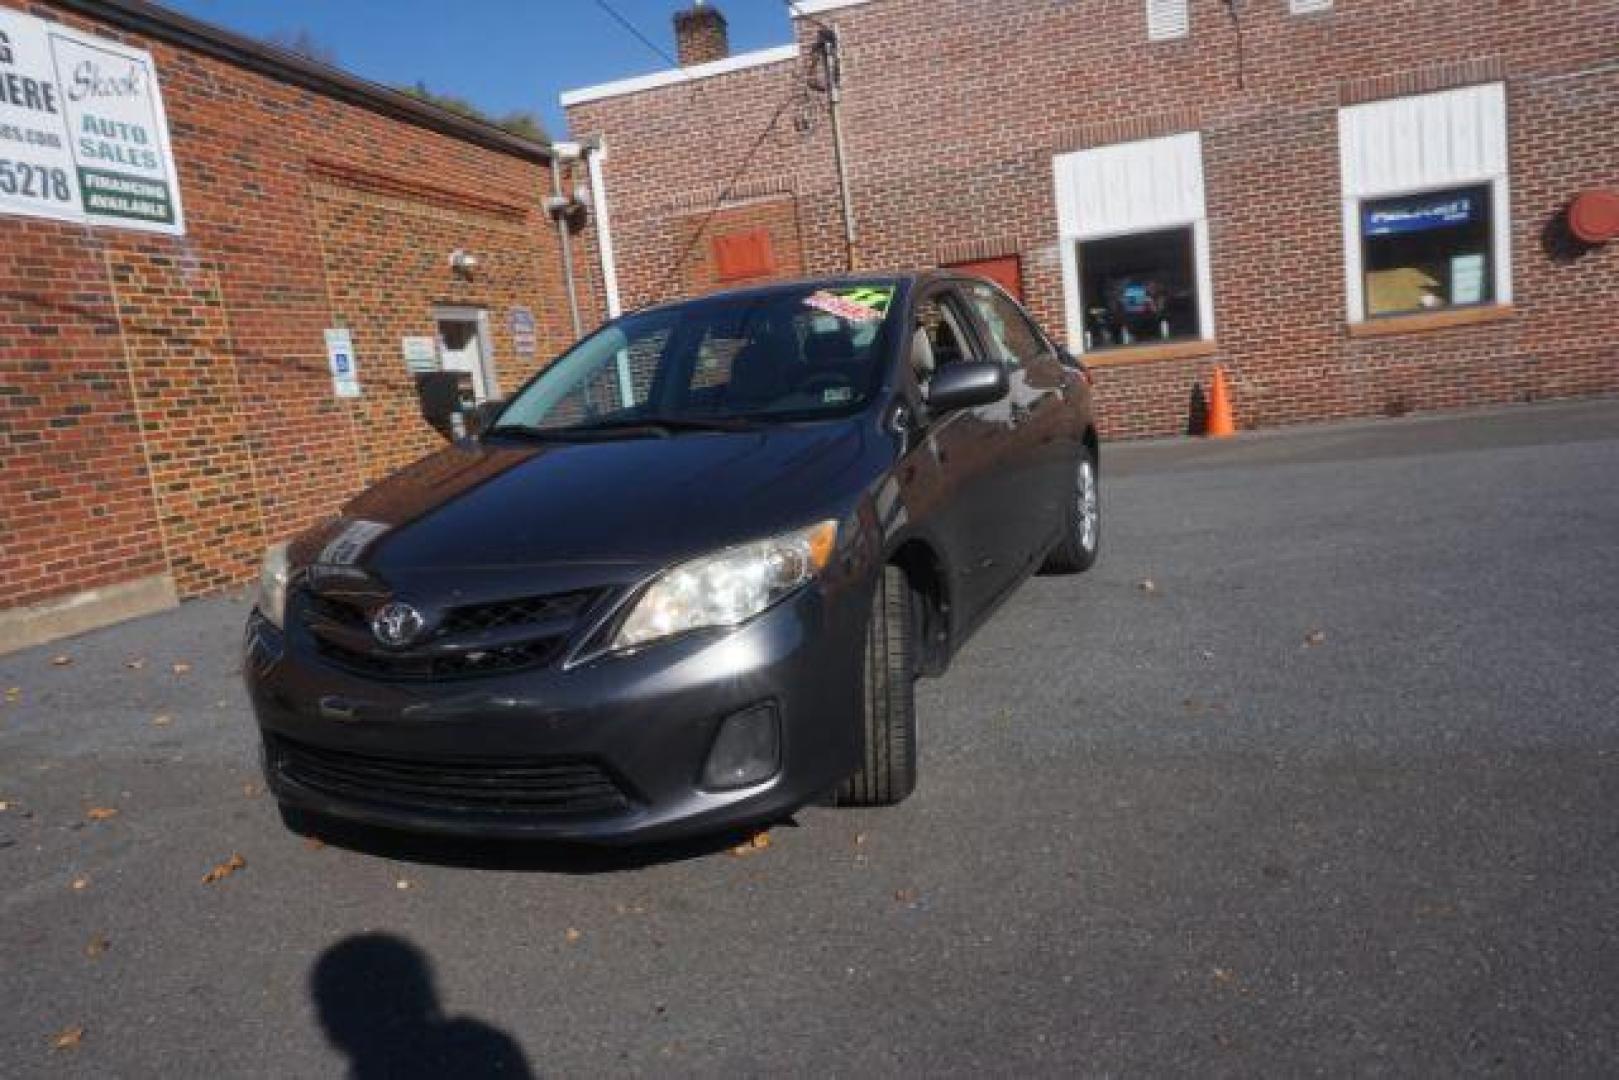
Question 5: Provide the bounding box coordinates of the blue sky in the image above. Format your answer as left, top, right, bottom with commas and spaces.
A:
158, 1, 798, 136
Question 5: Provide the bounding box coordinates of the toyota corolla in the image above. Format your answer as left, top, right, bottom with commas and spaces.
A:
244, 273, 1100, 843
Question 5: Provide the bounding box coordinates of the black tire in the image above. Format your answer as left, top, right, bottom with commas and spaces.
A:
277, 803, 313, 836
835, 564, 919, 807
1043, 445, 1101, 573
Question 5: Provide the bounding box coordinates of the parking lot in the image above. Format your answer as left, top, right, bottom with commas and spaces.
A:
3, 398, 1617, 1076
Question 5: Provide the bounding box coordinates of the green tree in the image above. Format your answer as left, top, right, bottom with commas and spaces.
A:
398, 82, 548, 142
265, 28, 337, 66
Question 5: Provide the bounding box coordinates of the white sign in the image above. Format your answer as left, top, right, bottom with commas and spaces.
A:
509, 306, 537, 357
1451, 254, 1486, 305
401, 335, 439, 374
324, 328, 361, 399
0, 8, 185, 234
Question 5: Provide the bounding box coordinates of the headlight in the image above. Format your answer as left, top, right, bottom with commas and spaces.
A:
611, 520, 838, 651
257, 542, 291, 629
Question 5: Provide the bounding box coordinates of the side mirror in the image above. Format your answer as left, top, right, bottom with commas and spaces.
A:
926, 360, 1009, 413
415, 371, 466, 442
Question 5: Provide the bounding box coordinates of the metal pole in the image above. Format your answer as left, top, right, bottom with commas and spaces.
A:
821, 30, 858, 272
550, 153, 583, 339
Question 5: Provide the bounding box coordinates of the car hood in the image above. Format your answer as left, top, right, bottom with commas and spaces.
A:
292, 421, 879, 575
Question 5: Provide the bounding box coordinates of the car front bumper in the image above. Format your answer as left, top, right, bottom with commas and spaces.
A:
243, 582, 868, 844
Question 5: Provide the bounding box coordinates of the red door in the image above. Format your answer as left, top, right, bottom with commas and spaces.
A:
945, 255, 1023, 300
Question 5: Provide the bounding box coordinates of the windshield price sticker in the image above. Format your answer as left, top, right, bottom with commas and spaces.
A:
0, 8, 184, 234
804, 286, 894, 323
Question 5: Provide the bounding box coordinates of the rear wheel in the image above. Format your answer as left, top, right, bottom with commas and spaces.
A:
1043, 446, 1101, 573
835, 564, 919, 807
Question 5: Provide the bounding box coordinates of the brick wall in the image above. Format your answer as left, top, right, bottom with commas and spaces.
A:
566, 0, 1619, 440
0, 0, 576, 619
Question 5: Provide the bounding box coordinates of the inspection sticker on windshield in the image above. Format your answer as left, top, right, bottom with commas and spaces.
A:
804, 286, 894, 323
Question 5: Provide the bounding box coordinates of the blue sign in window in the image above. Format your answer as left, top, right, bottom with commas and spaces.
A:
1364, 194, 1477, 236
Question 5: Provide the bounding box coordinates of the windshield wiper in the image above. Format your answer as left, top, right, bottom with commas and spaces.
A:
572, 414, 764, 434
485, 423, 611, 441
486, 414, 762, 442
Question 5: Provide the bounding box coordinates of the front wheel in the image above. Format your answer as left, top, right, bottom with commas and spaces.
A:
835, 564, 918, 807
1043, 446, 1101, 573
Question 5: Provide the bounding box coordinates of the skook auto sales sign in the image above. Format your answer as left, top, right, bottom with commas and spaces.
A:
0, 8, 184, 234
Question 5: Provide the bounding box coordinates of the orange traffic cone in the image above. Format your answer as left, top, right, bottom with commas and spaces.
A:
1205, 365, 1236, 438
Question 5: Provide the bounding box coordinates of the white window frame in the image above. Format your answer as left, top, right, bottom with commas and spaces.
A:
1052, 132, 1215, 355
1146, 0, 1189, 41
1289, 0, 1333, 14
1338, 83, 1512, 324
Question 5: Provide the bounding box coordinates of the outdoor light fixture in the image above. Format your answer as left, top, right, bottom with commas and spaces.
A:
448, 249, 479, 276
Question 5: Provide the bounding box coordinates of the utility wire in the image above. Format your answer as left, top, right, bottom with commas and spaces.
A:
591, 0, 686, 74
652, 86, 805, 300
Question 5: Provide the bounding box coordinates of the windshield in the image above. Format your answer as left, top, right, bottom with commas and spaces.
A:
493, 282, 900, 433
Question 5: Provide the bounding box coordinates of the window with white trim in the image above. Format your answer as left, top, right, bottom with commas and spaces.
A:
1146, 0, 1189, 41
1052, 132, 1215, 354
1338, 83, 1511, 323
1290, 0, 1333, 14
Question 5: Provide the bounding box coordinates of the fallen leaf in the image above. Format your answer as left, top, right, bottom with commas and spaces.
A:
201, 853, 246, 884
564, 927, 582, 943
242, 782, 261, 798
894, 887, 919, 904
51, 655, 73, 667
0, 800, 10, 812
395, 879, 412, 890
1136, 579, 1157, 593
303, 836, 326, 851
1303, 629, 1327, 648
5, 686, 19, 699
71, 877, 89, 891
85, 807, 119, 822
151, 714, 172, 727
84, 935, 110, 959
1212, 967, 1237, 986
854, 832, 868, 846
52, 1025, 84, 1051
1415, 901, 1457, 918
125, 658, 146, 671
171, 662, 192, 675
729, 831, 772, 856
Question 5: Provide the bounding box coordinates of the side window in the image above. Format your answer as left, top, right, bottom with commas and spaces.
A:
962, 283, 1046, 367
910, 291, 980, 387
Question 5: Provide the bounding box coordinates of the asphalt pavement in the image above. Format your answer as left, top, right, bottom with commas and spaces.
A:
3, 398, 1617, 1076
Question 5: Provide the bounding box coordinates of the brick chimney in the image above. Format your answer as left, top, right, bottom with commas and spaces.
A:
673, 2, 729, 67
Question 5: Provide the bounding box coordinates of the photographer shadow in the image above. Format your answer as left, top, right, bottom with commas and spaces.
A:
313, 933, 534, 1079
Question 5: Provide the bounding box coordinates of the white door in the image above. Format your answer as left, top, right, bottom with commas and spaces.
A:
435, 309, 494, 402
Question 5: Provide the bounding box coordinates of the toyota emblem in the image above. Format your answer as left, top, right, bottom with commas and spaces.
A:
371, 602, 426, 648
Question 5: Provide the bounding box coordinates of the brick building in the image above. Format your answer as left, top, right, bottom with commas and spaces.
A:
1, 0, 585, 650
562, 0, 1619, 439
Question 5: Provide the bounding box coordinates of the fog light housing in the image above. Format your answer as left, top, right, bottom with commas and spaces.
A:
702, 704, 781, 791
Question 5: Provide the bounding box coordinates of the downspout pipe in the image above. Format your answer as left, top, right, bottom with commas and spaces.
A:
583, 137, 624, 319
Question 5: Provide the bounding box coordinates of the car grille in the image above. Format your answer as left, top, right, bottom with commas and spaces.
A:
269, 736, 634, 817
299, 587, 607, 681
439, 591, 597, 635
